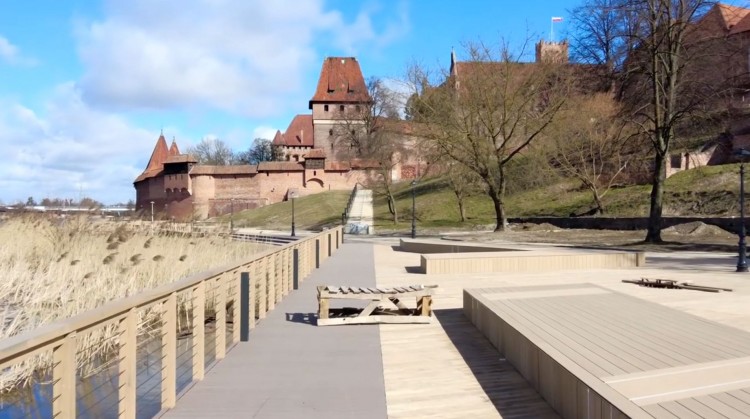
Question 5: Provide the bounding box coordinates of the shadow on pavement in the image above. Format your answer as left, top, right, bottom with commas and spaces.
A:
434, 308, 560, 418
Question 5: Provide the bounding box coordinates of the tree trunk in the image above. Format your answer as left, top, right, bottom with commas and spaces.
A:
593, 190, 605, 215
454, 190, 467, 222
645, 152, 667, 243
490, 193, 506, 232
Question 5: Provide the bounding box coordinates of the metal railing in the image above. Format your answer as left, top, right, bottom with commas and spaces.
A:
0, 226, 343, 418
342, 183, 361, 225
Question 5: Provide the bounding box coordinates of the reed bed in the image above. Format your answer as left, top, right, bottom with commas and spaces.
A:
0, 214, 270, 392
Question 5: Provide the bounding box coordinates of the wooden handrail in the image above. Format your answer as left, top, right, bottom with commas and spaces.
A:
0, 226, 343, 418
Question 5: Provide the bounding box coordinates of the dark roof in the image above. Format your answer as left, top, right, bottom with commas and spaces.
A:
165, 154, 198, 164
309, 57, 370, 108
190, 165, 258, 175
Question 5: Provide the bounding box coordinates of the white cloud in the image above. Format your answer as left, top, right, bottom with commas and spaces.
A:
252, 125, 278, 141
75, 0, 410, 116
0, 36, 17, 62
0, 85, 155, 204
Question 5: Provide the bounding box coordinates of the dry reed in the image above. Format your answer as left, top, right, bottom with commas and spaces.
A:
0, 214, 271, 392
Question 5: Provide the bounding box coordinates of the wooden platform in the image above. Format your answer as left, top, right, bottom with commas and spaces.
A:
465, 283, 750, 418
317, 285, 434, 326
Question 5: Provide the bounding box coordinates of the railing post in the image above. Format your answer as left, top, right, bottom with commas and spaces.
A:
281, 250, 289, 297
275, 253, 282, 304
192, 281, 205, 381
249, 266, 256, 330
161, 293, 177, 409
216, 274, 227, 359
328, 233, 332, 257
268, 255, 276, 310
52, 332, 77, 419
240, 272, 250, 342
119, 308, 137, 419
259, 259, 267, 319
315, 239, 320, 269
232, 270, 241, 343
293, 248, 299, 290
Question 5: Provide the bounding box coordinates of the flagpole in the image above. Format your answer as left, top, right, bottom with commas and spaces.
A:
550, 18, 554, 41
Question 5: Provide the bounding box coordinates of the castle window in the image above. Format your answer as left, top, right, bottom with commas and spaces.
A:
314, 171, 317, 176
351, 130, 356, 136
355, 105, 361, 112
339, 105, 344, 112
329, 129, 333, 136
324, 104, 329, 112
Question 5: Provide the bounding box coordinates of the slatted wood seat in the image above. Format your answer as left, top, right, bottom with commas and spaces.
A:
317, 285, 435, 326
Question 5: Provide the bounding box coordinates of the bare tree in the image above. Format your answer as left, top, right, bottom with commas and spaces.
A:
616, 0, 721, 242
411, 41, 571, 231
185, 138, 235, 165
547, 93, 634, 214
235, 138, 275, 165
334, 78, 407, 223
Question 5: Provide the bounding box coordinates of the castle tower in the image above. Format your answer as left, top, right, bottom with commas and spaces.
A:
308, 57, 371, 159
536, 40, 569, 63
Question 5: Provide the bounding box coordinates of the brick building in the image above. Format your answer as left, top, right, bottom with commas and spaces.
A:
134, 57, 419, 220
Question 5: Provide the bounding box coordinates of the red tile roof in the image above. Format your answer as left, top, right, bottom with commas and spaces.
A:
719, 4, 750, 30
257, 161, 305, 171
273, 115, 314, 147
304, 149, 326, 159
190, 165, 258, 175
309, 57, 371, 108
134, 134, 169, 183
272, 130, 284, 146
325, 161, 351, 171
350, 159, 380, 169
169, 138, 180, 155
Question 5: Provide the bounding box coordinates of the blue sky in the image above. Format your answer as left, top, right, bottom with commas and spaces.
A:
0, 0, 657, 203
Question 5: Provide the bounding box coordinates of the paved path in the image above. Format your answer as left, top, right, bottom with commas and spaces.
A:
163, 243, 386, 419
346, 189, 374, 235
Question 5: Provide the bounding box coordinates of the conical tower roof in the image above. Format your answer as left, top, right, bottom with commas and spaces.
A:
134, 133, 169, 183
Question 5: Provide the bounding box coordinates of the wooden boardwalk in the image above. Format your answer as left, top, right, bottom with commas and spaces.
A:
466, 283, 750, 418
160, 242, 559, 418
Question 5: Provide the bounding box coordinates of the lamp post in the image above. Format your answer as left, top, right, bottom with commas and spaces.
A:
150, 201, 154, 224
291, 195, 296, 237
411, 180, 417, 239
736, 148, 750, 272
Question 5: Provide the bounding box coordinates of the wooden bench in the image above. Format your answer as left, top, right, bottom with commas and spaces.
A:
317, 285, 435, 326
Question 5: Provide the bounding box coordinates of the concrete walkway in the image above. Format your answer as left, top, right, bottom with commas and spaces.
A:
162, 243, 386, 419
346, 188, 374, 235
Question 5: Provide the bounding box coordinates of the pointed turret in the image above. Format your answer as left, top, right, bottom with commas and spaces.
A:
169, 137, 180, 156
134, 133, 169, 183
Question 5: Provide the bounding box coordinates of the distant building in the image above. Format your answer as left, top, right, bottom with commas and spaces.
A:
134, 57, 420, 220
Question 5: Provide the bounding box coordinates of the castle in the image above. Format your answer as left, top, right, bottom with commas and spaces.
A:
134, 57, 420, 220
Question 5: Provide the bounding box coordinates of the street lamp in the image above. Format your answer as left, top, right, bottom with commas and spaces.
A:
150, 201, 154, 224
735, 148, 750, 272
291, 195, 296, 237
411, 180, 417, 239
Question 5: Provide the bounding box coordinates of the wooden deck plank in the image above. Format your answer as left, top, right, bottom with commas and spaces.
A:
676, 398, 730, 419
658, 400, 704, 419
708, 393, 750, 418
524, 297, 671, 372
692, 395, 749, 419
584, 296, 750, 361
493, 298, 630, 375
642, 404, 681, 419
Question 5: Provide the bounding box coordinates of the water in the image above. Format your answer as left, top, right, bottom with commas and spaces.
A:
0, 328, 226, 419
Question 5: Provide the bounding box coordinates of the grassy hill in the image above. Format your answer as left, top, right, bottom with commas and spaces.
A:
225, 190, 350, 230
216, 163, 743, 233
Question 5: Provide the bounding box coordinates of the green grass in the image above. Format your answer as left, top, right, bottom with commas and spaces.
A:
225, 190, 350, 230
221, 163, 744, 233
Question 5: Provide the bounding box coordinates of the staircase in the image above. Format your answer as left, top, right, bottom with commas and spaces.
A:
345, 188, 374, 235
